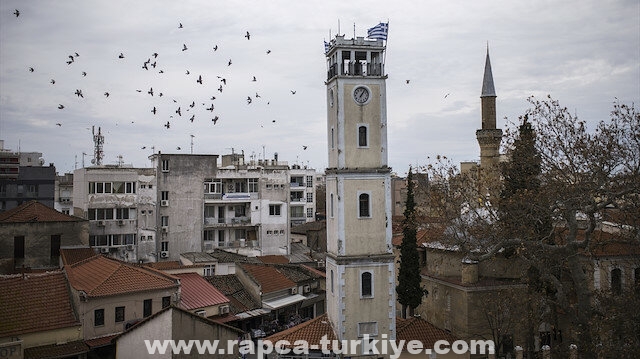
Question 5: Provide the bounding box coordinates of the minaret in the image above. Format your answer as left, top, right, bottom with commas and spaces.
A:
476, 47, 502, 170
324, 34, 396, 352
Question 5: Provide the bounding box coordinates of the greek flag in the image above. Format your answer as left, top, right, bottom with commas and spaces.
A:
367, 22, 389, 40
324, 40, 330, 53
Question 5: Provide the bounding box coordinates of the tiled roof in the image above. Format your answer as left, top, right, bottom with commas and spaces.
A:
85, 333, 119, 348
301, 264, 326, 278
144, 261, 201, 270
0, 200, 85, 223
239, 263, 296, 294
60, 247, 97, 266
0, 271, 80, 337
176, 273, 230, 310
275, 264, 315, 283
265, 313, 338, 350
393, 227, 444, 247
291, 220, 326, 234
66, 255, 179, 297
208, 249, 261, 264
24, 340, 89, 359
205, 275, 261, 314
396, 317, 459, 347
257, 255, 290, 264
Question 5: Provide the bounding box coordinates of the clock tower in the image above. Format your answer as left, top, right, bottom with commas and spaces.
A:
324, 34, 396, 352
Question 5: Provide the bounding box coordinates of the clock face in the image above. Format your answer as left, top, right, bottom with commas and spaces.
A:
353, 86, 370, 104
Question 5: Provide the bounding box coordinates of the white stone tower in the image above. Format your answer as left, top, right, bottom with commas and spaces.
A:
324, 33, 396, 353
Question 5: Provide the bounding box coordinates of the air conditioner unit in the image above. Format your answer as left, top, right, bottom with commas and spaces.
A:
97, 220, 105, 226
195, 309, 207, 317
160, 200, 169, 207
162, 226, 169, 233
303, 285, 311, 293
126, 244, 135, 251
100, 247, 109, 253
290, 287, 298, 295
160, 251, 169, 258
219, 305, 230, 314
117, 220, 125, 226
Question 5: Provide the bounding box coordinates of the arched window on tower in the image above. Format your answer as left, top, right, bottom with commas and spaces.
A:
358, 193, 370, 218
361, 271, 373, 298
611, 268, 622, 295
358, 125, 368, 147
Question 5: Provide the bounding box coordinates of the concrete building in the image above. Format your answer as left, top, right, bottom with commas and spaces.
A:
288, 164, 317, 227
324, 34, 396, 352
73, 165, 156, 263
0, 200, 89, 274
54, 172, 74, 215
0, 141, 56, 212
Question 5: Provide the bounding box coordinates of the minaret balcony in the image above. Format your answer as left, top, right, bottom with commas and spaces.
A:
327, 62, 384, 80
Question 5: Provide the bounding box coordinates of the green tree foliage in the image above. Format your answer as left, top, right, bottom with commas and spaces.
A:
396, 167, 425, 318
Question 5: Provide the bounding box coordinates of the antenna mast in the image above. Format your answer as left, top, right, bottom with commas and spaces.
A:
92, 126, 104, 166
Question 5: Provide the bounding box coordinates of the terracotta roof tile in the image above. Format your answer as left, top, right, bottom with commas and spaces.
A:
60, 247, 97, 266
265, 313, 338, 349
0, 200, 85, 223
85, 333, 119, 348
176, 273, 230, 310
143, 261, 202, 270
0, 271, 80, 337
66, 255, 178, 297
257, 255, 290, 264
24, 340, 89, 359
205, 275, 261, 313
239, 263, 296, 294
396, 317, 459, 347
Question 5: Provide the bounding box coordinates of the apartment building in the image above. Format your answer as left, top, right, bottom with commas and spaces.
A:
288, 164, 317, 227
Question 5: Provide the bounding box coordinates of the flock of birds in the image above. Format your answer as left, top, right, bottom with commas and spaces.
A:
11, 8, 310, 153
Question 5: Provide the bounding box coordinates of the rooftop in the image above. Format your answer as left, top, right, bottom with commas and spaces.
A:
60, 247, 97, 266
0, 271, 79, 337
239, 263, 296, 294
66, 255, 179, 297
0, 200, 86, 223
175, 273, 229, 310
205, 274, 261, 314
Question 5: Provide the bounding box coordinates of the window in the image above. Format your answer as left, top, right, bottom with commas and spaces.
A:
126, 182, 136, 193
361, 271, 373, 298
161, 241, 169, 251
161, 191, 169, 201
51, 235, 61, 258
161, 159, 170, 172
115, 306, 125, 323
161, 216, 169, 226
307, 208, 314, 218
358, 193, 371, 218
116, 208, 131, 219
269, 204, 281, 216
94, 309, 105, 326
306, 192, 313, 203
357, 322, 378, 337
204, 179, 222, 194
291, 206, 304, 218
143, 299, 152, 317
611, 268, 622, 295
306, 176, 313, 187
218, 230, 225, 246
330, 270, 334, 294
124, 234, 136, 245
162, 296, 171, 309
331, 127, 335, 149
248, 178, 259, 192
330, 193, 334, 218
358, 125, 368, 147
204, 265, 215, 276
234, 205, 246, 217
14, 236, 25, 259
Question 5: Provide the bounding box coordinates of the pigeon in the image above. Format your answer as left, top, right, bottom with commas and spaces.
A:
213, 45, 218, 51
218, 85, 223, 93
50, 79, 56, 84
159, 93, 163, 97
14, 9, 20, 17
56, 123, 62, 126
82, 71, 87, 76
247, 96, 252, 104
164, 121, 170, 129
290, 90, 296, 94
255, 92, 260, 98
444, 93, 450, 98
104, 92, 110, 97
179, 23, 183, 28
228, 59, 232, 66
266, 49, 271, 54
189, 115, 195, 122
406, 80, 410, 84
118, 53, 125, 59
152, 52, 158, 58
75, 89, 83, 98
186, 70, 190, 75
303, 146, 308, 150
197, 75, 202, 84
212, 116, 219, 124
206, 104, 214, 112
148, 87, 154, 96
182, 44, 188, 51
245, 31, 250, 40
189, 101, 195, 108
58, 104, 64, 109
220, 78, 226, 85
28, 67, 34, 72
252, 76, 257, 82
176, 146, 181, 150
151, 107, 156, 114
176, 107, 181, 116
74, 52, 79, 57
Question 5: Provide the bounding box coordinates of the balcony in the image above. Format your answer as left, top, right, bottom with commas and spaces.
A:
204, 216, 251, 227
205, 192, 257, 203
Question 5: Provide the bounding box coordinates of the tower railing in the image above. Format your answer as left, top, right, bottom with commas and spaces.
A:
327, 62, 384, 80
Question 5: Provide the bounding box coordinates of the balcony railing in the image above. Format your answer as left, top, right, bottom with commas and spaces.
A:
204, 217, 251, 226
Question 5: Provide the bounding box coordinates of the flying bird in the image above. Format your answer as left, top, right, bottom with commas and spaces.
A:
58, 104, 64, 109
50, 79, 55, 84
151, 107, 156, 114
182, 44, 188, 51
406, 80, 410, 84
142, 62, 149, 70
176, 107, 181, 116
178, 23, 183, 28
206, 104, 214, 112
28, 67, 34, 72
245, 31, 250, 40
213, 45, 218, 51
219, 78, 226, 85
164, 121, 170, 129
56, 123, 62, 127
266, 49, 271, 54
189, 101, 195, 108
148, 87, 154, 96
159, 70, 164, 73
303, 146, 308, 150
186, 70, 190, 75
290, 90, 296, 94
176, 147, 181, 150
255, 93, 260, 98
189, 115, 195, 122
197, 75, 202, 84
152, 52, 158, 58
136, 89, 142, 92
74, 89, 83, 98
74, 52, 80, 57
444, 93, 450, 98
212, 116, 219, 124
141, 146, 146, 149
14, 9, 20, 17
82, 71, 87, 76
68, 55, 75, 62
118, 53, 124, 59
228, 59, 232, 66
210, 96, 216, 100
247, 96, 252, 104
218, 85, 223, 93
104, 92, 110, 97
159, 92, 163, 97
252, 76, 257, 82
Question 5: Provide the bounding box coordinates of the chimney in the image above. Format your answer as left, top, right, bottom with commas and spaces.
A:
461, 258, 479, 284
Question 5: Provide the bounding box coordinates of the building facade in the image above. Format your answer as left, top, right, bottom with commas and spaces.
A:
324, 35, 396, 351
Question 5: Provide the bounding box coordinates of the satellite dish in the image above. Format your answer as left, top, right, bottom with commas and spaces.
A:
91, 159, 96, 164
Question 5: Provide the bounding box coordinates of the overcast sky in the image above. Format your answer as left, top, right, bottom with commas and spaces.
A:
1, 0, 638, 176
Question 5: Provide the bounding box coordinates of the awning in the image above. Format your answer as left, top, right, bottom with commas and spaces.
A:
301, 293, 321, 307
235, 308, 271, 319
262, 294, 307, 310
